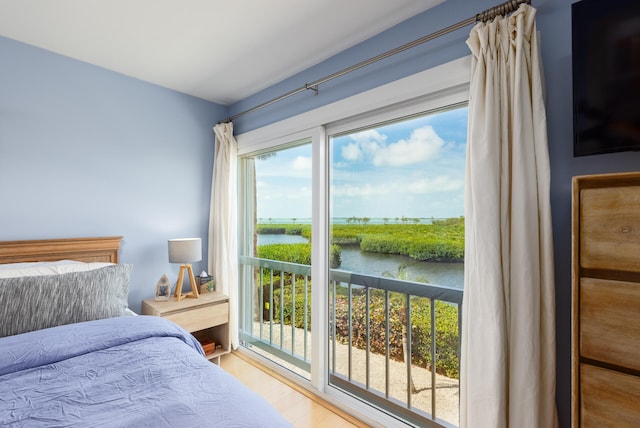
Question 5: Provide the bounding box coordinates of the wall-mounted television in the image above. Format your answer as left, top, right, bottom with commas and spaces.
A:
572, 0, 640, 157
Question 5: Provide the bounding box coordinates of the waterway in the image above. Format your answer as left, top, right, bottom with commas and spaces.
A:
257, 234, 463, 289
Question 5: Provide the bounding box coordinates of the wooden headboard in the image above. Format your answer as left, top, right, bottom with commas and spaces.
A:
0, 236, 123, 265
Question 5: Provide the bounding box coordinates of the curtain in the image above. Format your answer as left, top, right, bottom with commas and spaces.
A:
460, 5, 557, 428
209, 122, 239, 349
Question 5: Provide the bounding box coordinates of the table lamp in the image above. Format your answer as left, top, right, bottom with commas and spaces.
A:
168, 238, 202, 301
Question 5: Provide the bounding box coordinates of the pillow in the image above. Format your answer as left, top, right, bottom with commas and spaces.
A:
0, 260, 83, 269
0, 260, 114, 278
0, 264, 132, 338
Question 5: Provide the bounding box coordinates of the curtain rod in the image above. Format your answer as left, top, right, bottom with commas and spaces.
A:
221, 0, 530, 124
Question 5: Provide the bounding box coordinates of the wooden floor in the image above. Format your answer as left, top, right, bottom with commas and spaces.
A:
220, 352, 369, 428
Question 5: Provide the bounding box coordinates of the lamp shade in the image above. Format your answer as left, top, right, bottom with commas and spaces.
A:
168, 238, 202, 263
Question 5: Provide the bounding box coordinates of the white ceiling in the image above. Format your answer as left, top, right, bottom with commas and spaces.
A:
0, 0, 443, 105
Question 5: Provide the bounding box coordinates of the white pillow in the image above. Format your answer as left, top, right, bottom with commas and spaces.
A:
0, 260, 114, 278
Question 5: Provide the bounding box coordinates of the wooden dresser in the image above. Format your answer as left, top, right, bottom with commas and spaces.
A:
572, 172, 640, 427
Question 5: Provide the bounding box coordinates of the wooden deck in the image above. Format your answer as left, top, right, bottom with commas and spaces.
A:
220, 352, 369, 428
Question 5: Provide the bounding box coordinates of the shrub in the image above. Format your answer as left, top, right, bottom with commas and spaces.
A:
256, 218, 464, 262
259, 278, 461, 379
271, 277, 311, 329
330, 219, 464, 263
258, 226, 287, 235
257, 243, 311, 265
257, 224, 311, 238
253, 218, 462, 378
257, 243, 341, 269
332, 290, 459, 379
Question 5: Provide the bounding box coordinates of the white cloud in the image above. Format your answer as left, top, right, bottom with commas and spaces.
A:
341, 129, 386, 161
341, 143, 362, 161
406, 176, 464, 194
351, 129, 386, 146
291, 156, 311, 171
331, 183, 382, 197
332, 175, 462, 199
257, 154, 312, 178
255, 117, 465, 219
373, 126, 444, 167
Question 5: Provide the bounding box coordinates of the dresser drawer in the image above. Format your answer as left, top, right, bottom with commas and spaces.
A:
580, 186, 640, 273
580, 277, 640, 371
580, 364, 640, 428
165, 302, 229, 333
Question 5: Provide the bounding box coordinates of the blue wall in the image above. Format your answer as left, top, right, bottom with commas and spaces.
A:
0, 36, 228, 313
229, 0, 640, 426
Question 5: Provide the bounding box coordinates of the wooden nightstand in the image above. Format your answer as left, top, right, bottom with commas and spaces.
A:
141, 292, 230, 364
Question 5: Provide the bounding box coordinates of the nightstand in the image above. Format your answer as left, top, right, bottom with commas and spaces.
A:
141, 292, 230, 364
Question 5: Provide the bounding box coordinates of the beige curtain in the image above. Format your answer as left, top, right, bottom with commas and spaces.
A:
460, 5, 557, 428
209, 122, 239, 349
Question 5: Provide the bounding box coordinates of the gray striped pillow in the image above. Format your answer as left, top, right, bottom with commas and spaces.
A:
0, 264, 132, 338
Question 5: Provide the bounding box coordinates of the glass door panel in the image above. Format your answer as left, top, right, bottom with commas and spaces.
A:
238, 139, 313, 379
328, 106, 467, 427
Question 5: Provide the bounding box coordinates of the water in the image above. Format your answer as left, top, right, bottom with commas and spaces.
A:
258, 234, 309, 245
257, 234, 463, 289
339, 246, 463, 289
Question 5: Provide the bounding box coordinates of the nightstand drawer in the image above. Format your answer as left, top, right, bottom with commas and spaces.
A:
210, 302, 229, 326
166, 302, 228, 332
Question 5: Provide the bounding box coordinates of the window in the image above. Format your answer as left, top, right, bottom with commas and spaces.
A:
238, 139, 313, 378
327, 106, 466, 427
236, 57, 470, 428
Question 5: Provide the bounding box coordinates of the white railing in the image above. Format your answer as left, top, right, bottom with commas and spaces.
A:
239, 255, 463, 427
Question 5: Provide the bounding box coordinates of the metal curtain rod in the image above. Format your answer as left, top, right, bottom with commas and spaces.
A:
222, 0, 530, 123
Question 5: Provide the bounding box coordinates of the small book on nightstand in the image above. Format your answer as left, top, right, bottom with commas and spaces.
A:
200, 340, 216, 355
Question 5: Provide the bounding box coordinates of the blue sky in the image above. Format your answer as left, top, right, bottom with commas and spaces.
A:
255, 106, 467, 221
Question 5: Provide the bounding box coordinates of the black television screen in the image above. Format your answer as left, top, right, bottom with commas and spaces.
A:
572, 0, 640, 157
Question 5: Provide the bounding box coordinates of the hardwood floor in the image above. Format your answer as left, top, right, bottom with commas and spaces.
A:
220, 352, 369, 428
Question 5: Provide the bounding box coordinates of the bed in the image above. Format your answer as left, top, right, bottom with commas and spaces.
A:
0, 236, 291, 427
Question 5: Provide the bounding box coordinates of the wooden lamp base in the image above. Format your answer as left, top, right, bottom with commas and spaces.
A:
174, 263, 199, 301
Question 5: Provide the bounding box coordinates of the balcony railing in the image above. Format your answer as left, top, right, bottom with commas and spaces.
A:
239, 255, 463, 428
239, 255, 312, 374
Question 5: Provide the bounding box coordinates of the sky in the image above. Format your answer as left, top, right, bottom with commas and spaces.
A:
254, 105, 467, 221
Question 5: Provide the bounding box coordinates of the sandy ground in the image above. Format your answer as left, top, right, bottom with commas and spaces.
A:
250, 322, 459, 426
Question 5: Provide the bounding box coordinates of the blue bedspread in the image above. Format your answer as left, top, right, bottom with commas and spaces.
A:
0, 316, 292, 427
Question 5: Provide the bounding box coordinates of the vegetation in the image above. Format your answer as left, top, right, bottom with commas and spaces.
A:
332, 291, 460, 379
257, 217, 464, 263
253, 217, 463, 380
345, 216, 424, 225
265, 276, 311, 330
257, 243, 311, 265
256, 274, 460, 379
257, 242, 340, 269
258, 224, 311, 239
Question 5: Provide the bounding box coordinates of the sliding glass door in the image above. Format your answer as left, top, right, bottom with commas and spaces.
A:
235, 57, 469, 426
327, 106, 467, 427
238, 139, 314, 378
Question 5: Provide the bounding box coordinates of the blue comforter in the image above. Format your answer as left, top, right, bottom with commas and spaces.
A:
0, 316, 292, 427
